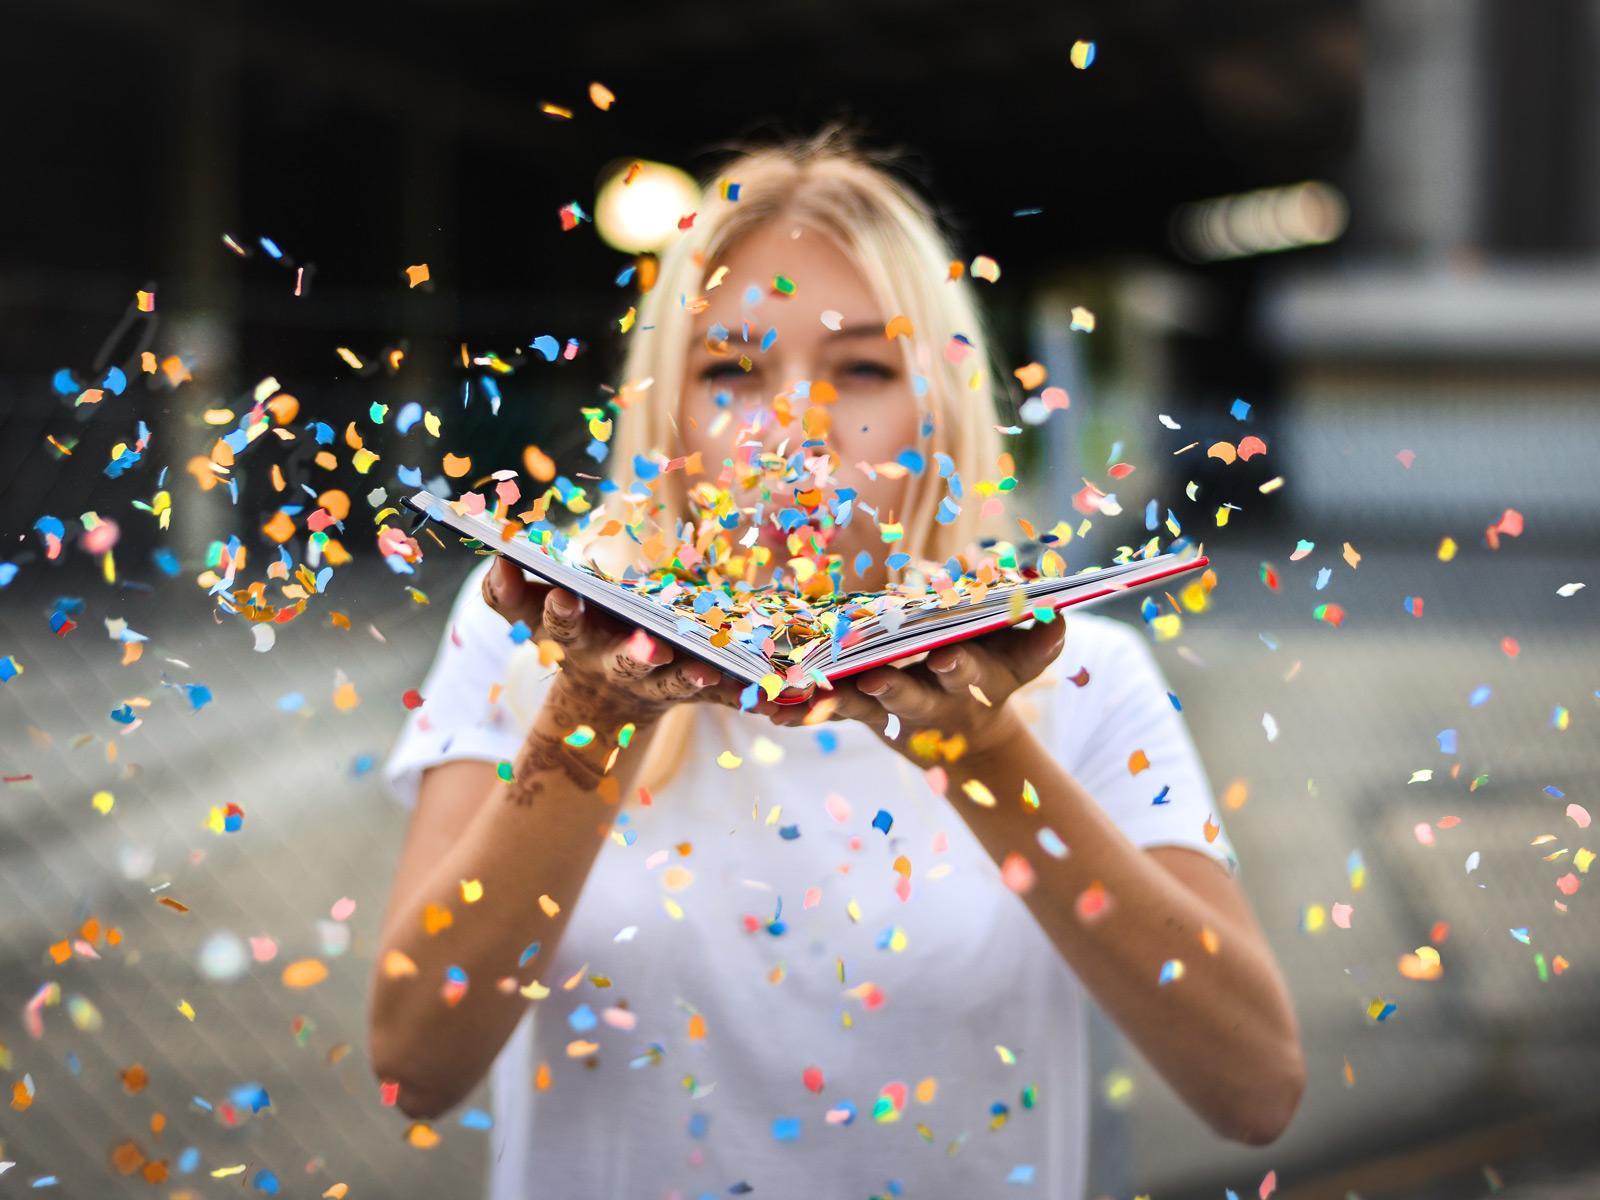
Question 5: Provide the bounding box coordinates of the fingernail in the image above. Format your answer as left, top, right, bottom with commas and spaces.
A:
549, 590, 574, 614
931, 655, 957, 673
860, 681, 886, 696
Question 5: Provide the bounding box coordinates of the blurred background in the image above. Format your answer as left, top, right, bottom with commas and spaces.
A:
3, 0, 1599, 1196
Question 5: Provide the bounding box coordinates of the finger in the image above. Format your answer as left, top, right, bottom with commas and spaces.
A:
986, 615, 1068, 685
482, 557, 552, 628
855, 665, 944, 723
638, 660, 721, 704
602, 629, 674, 686
697, 679, 779, 716
925, 645, 986, 694
541, 587, 589, 647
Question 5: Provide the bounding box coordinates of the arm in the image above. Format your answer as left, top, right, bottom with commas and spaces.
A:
770, 619, 1305, 1145
367, 561, 762, 1119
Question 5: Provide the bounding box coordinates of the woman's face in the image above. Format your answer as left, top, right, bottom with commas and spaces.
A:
678, 221, 920, 589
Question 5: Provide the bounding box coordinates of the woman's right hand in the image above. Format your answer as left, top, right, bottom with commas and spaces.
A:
481, 555, 768, 727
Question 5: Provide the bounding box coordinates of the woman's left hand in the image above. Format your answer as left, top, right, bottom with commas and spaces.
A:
767, 614, 1067, 760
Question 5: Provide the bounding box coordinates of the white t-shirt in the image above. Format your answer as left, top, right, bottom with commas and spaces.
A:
385, 558, 1234, 1200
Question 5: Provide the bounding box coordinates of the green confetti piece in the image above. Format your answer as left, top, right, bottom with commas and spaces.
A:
496, 762, 513, 782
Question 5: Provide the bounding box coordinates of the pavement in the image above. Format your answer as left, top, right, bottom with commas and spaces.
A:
1, 539, 1596, 1198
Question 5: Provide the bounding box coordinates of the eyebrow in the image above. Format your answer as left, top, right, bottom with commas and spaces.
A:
829, 322, 888, 340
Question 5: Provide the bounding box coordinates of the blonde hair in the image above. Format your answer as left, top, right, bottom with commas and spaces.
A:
566, 128, 1011, 793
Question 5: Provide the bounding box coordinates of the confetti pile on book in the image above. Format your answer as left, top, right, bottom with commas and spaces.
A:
406, 488, 1206, 701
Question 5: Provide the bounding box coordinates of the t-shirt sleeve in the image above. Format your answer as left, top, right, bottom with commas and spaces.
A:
383, 557, 527, 809
1044, 617, 1237, 871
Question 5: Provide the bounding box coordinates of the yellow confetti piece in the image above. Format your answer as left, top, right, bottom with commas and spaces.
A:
91, 790, 114, 815
995, 1045, 1016, 1065
335, 347, 364, 370
324, 1185, 350, 1200
281, 959, 329, 989
967, 683, 992, 707
1069, 39, 1096, 68
211, 1164, 248, 1178
915, 1077, 938, 1104
961, 779, 997, 807
1070, 305, 1096, 331
460, 879, 484, 904
716, 750, 743, 769
520, 979, 550, 1000
352, 446, 381, 474
540, 102, 573, 119
176, 999, 195, 1021
538, 894, 561, 918
846, 899, 862, 924
1437, 536, 1457, 562
662, 897, 685, 920
1575, 848, 1595, 873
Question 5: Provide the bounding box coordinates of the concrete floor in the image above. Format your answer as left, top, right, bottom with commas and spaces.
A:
1, 540, 1596, 1197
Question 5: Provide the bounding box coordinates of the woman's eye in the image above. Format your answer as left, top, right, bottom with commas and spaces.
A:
698, 362, 749, 382
840, 361, 897, 383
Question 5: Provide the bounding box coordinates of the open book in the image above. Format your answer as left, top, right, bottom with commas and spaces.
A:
402, 491, 1208, 701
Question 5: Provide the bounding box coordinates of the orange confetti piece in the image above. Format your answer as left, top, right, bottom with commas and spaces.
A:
588, 81, 615, 110
687, 1013, 707, 1041
1127, 749, 1150, 775
422, 903, 453, 935
281, 959, 329, 989
442, 453, 472, 478
404, 263, 430, 288
405, 1122, 442, 1148
884, 314, 915, 340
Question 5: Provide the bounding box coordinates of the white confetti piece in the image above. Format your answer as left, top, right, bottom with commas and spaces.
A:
1556, 582, 1585, 597
1262, 712, 1279, 742
884, 713, 901, 740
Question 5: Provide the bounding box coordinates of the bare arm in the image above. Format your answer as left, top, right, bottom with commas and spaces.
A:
367, 560, 765, 1119
771, 622, 1305, 1145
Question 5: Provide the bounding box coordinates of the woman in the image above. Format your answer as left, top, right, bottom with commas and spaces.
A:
371, 130, 1304, 1199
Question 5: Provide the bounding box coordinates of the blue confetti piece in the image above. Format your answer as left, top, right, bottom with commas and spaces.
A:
110, 703, 136, 724
936, 497, 961, 524
1544, 785, 1565, 798
814, 729, 838, 754
396, 402, 423, 434
1315, 567, 1331, 591
508, 620, 532, 644
742, 284, 762, 307
871, 809, 893, 835
277, 691, 305, 713
1510, 927, 1530, 944
460, 1107, 494, 1130
739, 681, 760, 711
102, 365, 128, 395
1469, 685, 1492, 707
34, 515, 65, 541
51, 368, 78, 395
730, 1182, 755, 1195
259, 236, 284, 259
778, 824, 801, 840
351, 754, 375, 777
185, 684, 213, 712
771, 1116, 802, 1141
1144, 498, 1158, 531
251, 1168, 280, 1195
615, 265, 636, 286
896, 449, 926, 475
0, 656, 21, 683
886, 552, 911, 571
0, 562, 17, 587
760, 327, 777, 352
30, 1177, 59, 1189
518, 941, 541, 967
177, 1147, 200, 1173
66, 1052, 80, 1075
397, 465, 422, 487
1007, 1164, 1036, 1184
1230, 397, 1251, 421
531, 335, 561, 362
1151, 785, 1171, 805
310, 421, 335, 445
1167, 691, 1182, 711
633, 454, 661, 481
1437, 729, 1457, 754
853, 550, 872, 576
568, 1004, 598, 1032
688, 1112, 711, 1139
